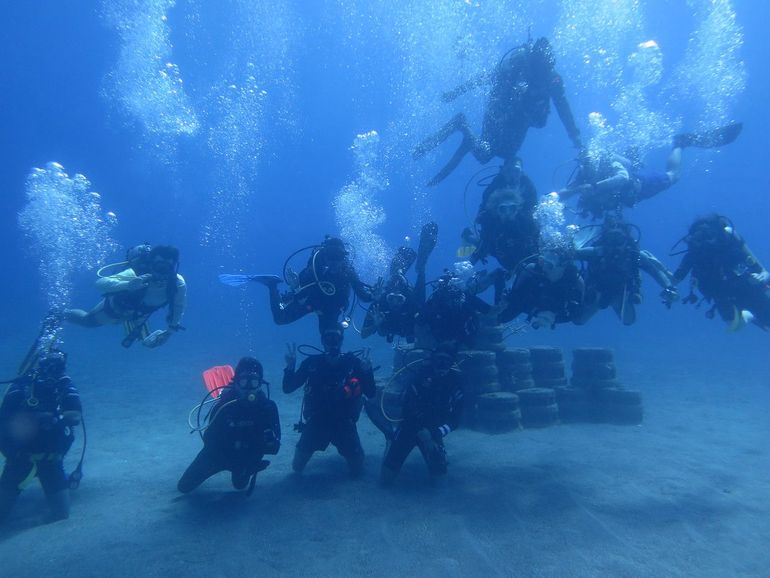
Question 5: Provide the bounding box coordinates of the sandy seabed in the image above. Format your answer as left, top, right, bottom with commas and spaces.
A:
1, 333, 769, 578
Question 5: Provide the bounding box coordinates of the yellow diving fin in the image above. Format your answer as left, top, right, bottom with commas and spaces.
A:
457, 245, 476, 258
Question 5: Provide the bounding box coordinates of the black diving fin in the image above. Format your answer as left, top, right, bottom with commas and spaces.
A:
674, 122, 743, 149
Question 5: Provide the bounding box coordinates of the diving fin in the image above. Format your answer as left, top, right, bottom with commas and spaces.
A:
727, 308, 754, 333
202, 365, 235, 398
674, 122, 742, 149
218, 274, 281, 287
122, 319, 149, 348
417, 222, 439, 269
389, 247, 417, 277
361, 304, 379, 339
457, 245, 476, 258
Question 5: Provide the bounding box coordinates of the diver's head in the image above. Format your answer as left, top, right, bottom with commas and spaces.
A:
36, 350, 67, 383
148, 245, 179, 278
489, 187, 525, 222
531, 37, 555, 70
321, 328, 344, 357
319, 237, 350, 275
434, 275, 466, 308
687, 214, 731, 248
233, 357, 264, 399
126, 244, 152, 273
430, 342, 457, 377
538, 251, 567, 282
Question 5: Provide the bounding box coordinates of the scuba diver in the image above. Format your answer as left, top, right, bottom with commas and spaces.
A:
65, 244, 187, 348
575, 216, 677, 326
380, 343, 464, 486
416, 263, 492, 348
362, 222, 439, 343
499, 250, 587, 330
178, 357, 280, 494
0, 350, 82, 522
461, 169, 540, 275
229, 236, 374, 337
283, 328, 376, 477
413, 37, 582, 186
559, 122, 743, 220
671, 214, 770, 331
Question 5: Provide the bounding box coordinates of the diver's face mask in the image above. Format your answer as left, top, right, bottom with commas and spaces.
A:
236, 372, 263, 391
386, 292, 406, 309
235, 372, 264, 401
35, 354, 66, 383
496, 202, 522, 221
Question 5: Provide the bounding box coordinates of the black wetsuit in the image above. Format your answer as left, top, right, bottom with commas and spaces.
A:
500, 262, 586, 326
0, 376, 81, 497
283, 353, 375, 465
178, 388, 280, 492
417, 289, 491, 348
268, 255, 373, 335
383, 365, 463, 476
674, 228, 770, 328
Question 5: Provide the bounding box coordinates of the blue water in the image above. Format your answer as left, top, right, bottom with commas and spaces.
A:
1, 1, 769, 574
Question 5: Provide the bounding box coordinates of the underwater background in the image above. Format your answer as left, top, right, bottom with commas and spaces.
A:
1, 0, 769, 575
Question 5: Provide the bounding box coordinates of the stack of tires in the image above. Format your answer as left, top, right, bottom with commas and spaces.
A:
517, 387, 559, 428
472, 314, 507, 352
570, 348, 643, 425
456, 350, 500, 396
496, 348, 535, 392
474, 392, 521, 433
529, 346, 569, 389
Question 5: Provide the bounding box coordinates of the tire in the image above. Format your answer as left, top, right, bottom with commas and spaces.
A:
460, 365, 499, 382
596, 388, 642, 406
531, 362, 566, 379
463, 380, 503, 396
571, 362, 617, 380
457, 350, 497, 366
497, 348, 531, 365
512, 378, 536, 391
474, 409, 522, 433
572, 348, 614, 363
516, 387, 556, 407
508, 362, 533, 374
521, 403, 559, 428
570, 377, 621, 390
476, 392, 520, 412
535, 377, 569, 388
529, 346, 564, 363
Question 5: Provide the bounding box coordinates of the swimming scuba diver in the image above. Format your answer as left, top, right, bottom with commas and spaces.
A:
462, 170, 540, 273
0, 350, 82, 522
178, 357, 280, 494
380, 343, 464, 486
64, 244, 187, 348
416, 264, 492, 349
247, 237, 374, 337
575, 216, 677, 326
671, 214, 770, 331
282, 328, 375, 477
559, 122, 743, 220
413, 37, 582, 186
499, 249, 587, 330
362, 222, 439, 343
